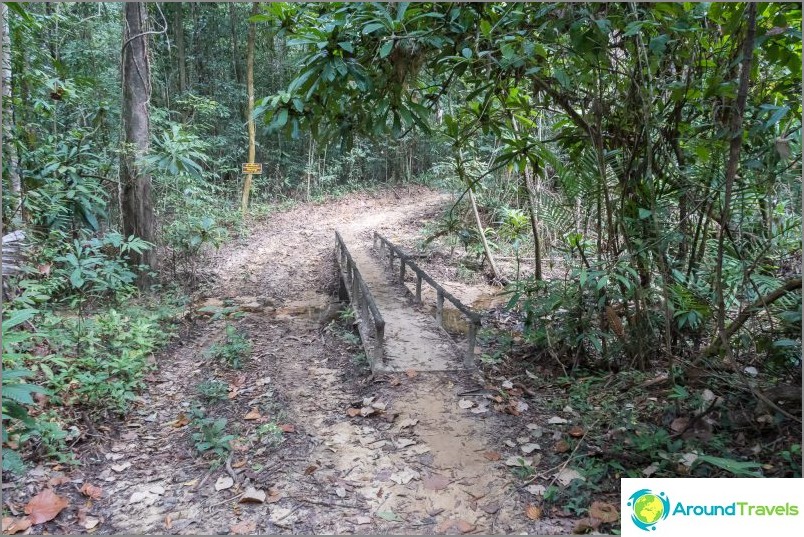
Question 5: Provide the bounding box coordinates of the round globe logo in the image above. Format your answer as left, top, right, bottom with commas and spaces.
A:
628, 489, 670, 531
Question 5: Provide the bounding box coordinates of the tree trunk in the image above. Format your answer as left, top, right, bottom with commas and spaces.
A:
713, 4, 757, 358
120, 2, 156, 285
523, 167, 543, 280
468, 187, 503, 283
2, 3, 22, 226
240, 2, 257, 214
228, 3, 242, 85
173, 2, 187, 93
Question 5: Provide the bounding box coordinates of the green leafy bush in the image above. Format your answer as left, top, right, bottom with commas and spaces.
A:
207, 324, 251, 369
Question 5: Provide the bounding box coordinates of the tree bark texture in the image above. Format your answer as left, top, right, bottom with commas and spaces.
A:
2, 3, 22, 226
173, 2, 187, 93
120, 2, 156, 282
240, 2, 257, 214
713, 3, 757, 357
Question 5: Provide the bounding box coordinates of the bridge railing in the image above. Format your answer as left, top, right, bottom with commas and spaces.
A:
373, 231, 480, 368
335, 231, 385, 368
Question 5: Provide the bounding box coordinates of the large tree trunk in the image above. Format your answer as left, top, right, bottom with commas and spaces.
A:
2, 3, 22, 227
713, 3, 757, 358
120, 2, 156, 286
240, 2, 257, 214
173, 2, 187, 93
228, 3, 242, 86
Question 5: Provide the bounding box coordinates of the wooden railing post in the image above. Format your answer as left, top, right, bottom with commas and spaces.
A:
416, 274, 422, 302
466, 320, 478, 367
399, 258, 406, 283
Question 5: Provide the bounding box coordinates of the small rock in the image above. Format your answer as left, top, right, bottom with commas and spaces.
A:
548, 416, 568, 425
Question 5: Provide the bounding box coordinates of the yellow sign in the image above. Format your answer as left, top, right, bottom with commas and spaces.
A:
241, 163, 263, 174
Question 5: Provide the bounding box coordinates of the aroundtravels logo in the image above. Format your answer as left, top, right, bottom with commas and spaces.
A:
627, 489, 670, 531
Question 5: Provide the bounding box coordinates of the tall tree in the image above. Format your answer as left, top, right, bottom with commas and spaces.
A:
240, 2, 257, 214
173, 2, 187, 94
1, 3, 22, 226
120, 2, 156, 283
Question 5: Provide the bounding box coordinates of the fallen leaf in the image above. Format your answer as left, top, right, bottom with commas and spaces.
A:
215, 476, 234, 491
525, 504, 542, 520
555, 468, 585, 486
121, 431, 138, 441
2, 517, 32, 534
304, 465, 318, 476
670, 417, 689, 433
423, 474, 450, 491
526, 423, 544, 436
397, 418, 418, 429
24, 489, 69, 524
111, 462, 131, 473
680, 452, 698, 467
232, 459, 248, 469
80, 483, 103, 500
389, 467, 420, 485
360, 406, 376, 417
346, 408, 361, 417
548, 416, 568, 425
483, 451, 501, 461
265, 489, 283, 504
502, 380, 514, 389
164, 515, 172, 530
354, 515, 372, 525
521, 443, 541, 454
228, 387, 239, 399
230, 520, 257, 534
244, 408, 262, 420
470, 404, 489, 414
554, 440, 570, 453
589, 501, 619, 523
526, 484, 546, 496
376, 510, 403, 522
642, 462, 659, 476
371, 402, 387, 411
335, 487, 347, 498
395, 438, 417, 449
173, 413, 190, 428
568, 426, 585, 438
481, 502, 501, 514
507, 399, 528, 415
456, 519, 474, 533
279, 424, 295, 433
240, 487, 267, 503
458, 399, 474, 409
405, 369, 418, 378
573, 516, 601, 533
505, 456, 530, 467
388, 376, 401, 386
81, 516, 100, 530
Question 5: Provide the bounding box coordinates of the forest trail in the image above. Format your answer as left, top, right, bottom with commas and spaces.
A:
59, 187, 569, 535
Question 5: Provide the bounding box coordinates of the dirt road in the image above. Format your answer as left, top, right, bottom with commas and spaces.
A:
25, 187, 573, 535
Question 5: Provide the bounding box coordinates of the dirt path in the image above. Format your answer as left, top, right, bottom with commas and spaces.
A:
14, 187, 573, 535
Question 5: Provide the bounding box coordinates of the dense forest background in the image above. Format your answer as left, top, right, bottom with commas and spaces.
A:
1, 0, 802, 515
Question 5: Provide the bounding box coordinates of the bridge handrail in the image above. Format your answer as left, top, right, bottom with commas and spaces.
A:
373, 231, 480, 367
335, 231, 385, 364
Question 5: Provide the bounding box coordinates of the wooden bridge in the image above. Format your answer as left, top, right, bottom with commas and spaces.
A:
335, 230, 480, 374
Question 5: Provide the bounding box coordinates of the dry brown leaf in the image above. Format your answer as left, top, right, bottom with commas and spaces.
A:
164, 515, 172, 530
483, 451, 502, 461
228, 387, 239, 399
670, 417, 689, 433
82, 516, 100, 530
173, 413, 190, 428
80, 483, 103, 500
456, 519, 474, 533
573, 516, 601, 533
346, 408, 361, 417
589, 501, 619, 523
423, 474, 450, 491
279, 424, 295, 433
265, 489, 283, 504
568, 426, 585, 438
24, 489, 69, 524
405, 369, 418, 378
2, 517, 33, 534
47, 475, 70, 487
554, 440, 570, 453
230, 520, 257, 534
232, 459, 248, 469
244, 408, 262, 420
388, 376, 401, 386
525, 504, 542, 520
304, 465, 318, 476
239, 487, 267, 504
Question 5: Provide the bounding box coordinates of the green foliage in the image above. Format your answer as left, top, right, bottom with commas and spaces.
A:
196, 379, 230, 402
256, 422, 284, 447
191, 413, 235, 460
207, 324, 252, 369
